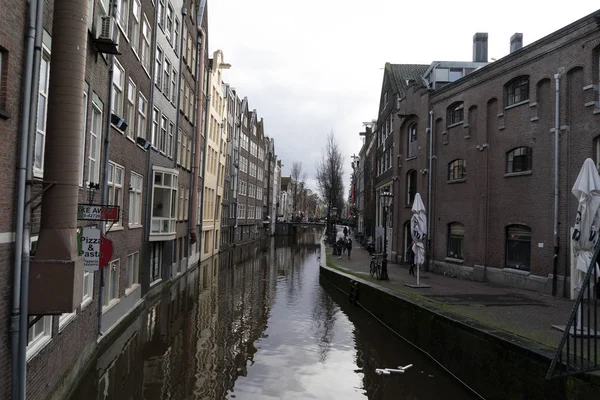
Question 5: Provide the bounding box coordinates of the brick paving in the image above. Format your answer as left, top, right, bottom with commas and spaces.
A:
326, 226, 598, 352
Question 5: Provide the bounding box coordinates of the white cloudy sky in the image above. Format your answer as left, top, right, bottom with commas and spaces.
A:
208, 0, 599, 193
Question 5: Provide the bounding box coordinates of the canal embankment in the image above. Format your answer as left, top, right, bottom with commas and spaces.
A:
319, 234, 600, 400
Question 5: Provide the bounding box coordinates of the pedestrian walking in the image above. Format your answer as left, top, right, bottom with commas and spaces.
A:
337, 237, 344, 259
347, 237, 353, 259
343, 226, 348, 238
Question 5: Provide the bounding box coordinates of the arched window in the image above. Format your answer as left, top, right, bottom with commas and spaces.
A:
506, 76, 529, 106
448, 159, 466, 181
407, 123, 418, 158
507, 147, 532, 173
447, 102, 464, 125
505, 225, 531, 270
447, 223, 464, 259
406, 170, 416, 206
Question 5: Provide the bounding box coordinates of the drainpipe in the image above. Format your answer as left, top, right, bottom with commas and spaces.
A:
198, 70, 211, 254
11, 1, 37, 398
187, 32, 201, 267
426, 109, 433, 270
190, 29, 206, 245
552, 68, 564, 297
172, 6, 187, 168
97, 0, 118, 334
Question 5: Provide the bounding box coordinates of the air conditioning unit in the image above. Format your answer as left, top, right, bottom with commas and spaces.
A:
95, 16, 120, 55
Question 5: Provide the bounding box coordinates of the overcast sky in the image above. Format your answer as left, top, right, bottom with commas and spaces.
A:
208, 1, 599, 194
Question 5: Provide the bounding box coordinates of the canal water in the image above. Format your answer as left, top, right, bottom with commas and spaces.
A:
69, 231, 476, 399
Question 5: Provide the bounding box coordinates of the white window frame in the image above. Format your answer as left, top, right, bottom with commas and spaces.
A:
141, 15, 151, 73
79, 84, 89, 187
168, 121, 174, 158
126, 252, 140, 292
137, 93, 147, 140
26, 315, 52, 360
34, 45, 51, 177
166, 3, 174, 41
155, 47, 163, 90
160, 115, 167, 153
129, 171, 143, 227
88, 98, 103, 185
82, 269, 94, 308
151, 107, 159, 148
116, 0, 130, 37
107, 161, 125, 227
111, 59, 125, 116
103, 259, 120, 309
174, 18, 180, 55
150, 168, 179, 236
130, 0, 141, 56
126, 78, 136, 139
164, 58, 171, 96
171, 67, 177, 104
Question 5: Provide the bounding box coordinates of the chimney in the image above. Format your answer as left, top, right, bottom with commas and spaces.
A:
473, 33, 488, 63
510, 33, 523, 53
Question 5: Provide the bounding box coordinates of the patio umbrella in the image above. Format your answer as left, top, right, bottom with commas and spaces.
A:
572, 158, 600, 296
411, 193, 427, 286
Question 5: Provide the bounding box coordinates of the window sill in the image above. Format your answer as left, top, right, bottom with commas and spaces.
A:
81, 296, 93, 310
125, 283, 140, 296
102, 298, 120, 314
0, 108, 10, 120
108, 225, 124, 232
58, 313, 76, 332
447, 178, 466, 184
505, 99, 529, 110
594, 109, 600, 115
149, 278, 162, 288
116, 23, 129, 43
447, 121, 463, 129
111, 123, 125, 134
503, 267, 530, 276
406, 156, 417, 161
505, 170, 532, 178
128, 224, 143, 230
445, 257, 464, 264
26, 335, 52, 362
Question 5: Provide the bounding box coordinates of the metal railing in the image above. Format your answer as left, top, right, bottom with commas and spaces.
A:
546, 240, 600, 379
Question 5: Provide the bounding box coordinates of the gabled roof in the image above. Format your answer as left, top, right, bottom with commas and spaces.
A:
386, 63, 429, 99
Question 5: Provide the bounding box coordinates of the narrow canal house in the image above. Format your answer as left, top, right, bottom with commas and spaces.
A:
200, 49, 228, 262
0, 0, 212, 398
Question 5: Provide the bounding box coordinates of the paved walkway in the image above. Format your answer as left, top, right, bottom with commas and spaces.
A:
326, 226, 595, 353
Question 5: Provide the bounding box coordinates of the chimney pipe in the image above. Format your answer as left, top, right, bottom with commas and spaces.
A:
473, 32, 488, 63
510, 33, 523, 53
29, 0, 87, 313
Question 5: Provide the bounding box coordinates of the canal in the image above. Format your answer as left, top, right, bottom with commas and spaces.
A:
69, 230, 477, 399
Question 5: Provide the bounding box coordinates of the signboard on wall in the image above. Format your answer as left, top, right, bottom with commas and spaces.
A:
77, 227, 113, 272
77, 204, 120, 221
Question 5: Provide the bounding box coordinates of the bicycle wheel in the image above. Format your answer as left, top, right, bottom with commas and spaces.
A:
375, 262, 382, 280
369, 260, 376, 277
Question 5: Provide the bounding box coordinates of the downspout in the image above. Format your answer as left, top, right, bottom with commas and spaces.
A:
552, 69, 564, 297
98, 0, 118, 334
143, 0, 161, 251
190, 28, 206, 245
427, 109, 433, 271
484, 112, 490, 283
172, 6, 187, 168
12, 1, 37, 398
199, 74, 211, 253
187, 31, 201, 266
212, 121, 224, 252
171, 7, 187, 275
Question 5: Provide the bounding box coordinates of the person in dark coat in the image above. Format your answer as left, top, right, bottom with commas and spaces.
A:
408, 242, 416, 276
336, 237, 345, 259
346, 237, 353, 259
343, 226, 348, 238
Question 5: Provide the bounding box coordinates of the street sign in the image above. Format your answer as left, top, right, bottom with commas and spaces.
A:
77, 227, 114, 271
77, 204, 120, 221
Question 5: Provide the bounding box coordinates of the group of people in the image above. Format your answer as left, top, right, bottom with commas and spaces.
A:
334, 226, 353, 259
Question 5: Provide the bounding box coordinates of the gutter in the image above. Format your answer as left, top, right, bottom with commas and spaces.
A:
187, 28, 201, 264
552, 69, 564, 297
426, 109, 433, 270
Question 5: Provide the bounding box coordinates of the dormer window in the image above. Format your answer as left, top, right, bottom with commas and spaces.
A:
506, 76, 529, 106
447, 102, 464, 126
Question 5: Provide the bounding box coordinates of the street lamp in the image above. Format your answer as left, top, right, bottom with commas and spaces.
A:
380, 191, 394, 280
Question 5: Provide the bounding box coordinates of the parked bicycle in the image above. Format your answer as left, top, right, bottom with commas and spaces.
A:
369, 253, 385, 280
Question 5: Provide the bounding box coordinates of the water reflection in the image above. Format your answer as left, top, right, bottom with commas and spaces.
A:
69, 230, 474, 399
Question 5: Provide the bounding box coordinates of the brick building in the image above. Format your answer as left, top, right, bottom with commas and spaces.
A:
359, 9, 600, 295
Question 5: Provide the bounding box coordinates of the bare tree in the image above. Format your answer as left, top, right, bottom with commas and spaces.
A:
316, 132, 345, 217
290, 161, 307, 215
